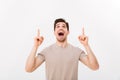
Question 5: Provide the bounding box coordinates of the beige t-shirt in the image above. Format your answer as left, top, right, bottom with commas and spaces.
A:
38, 43, 86, 80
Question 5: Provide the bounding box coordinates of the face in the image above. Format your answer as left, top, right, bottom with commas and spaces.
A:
54, 22, 69, 42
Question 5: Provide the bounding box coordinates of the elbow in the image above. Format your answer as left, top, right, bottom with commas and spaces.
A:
92, 66, 99, 71
25, 69, 33, 73
25, 66, 33, 73
90, 63, 99, 71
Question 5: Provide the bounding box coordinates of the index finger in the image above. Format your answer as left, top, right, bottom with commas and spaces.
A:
82, 27, 85, 35
37, 28, 40, 36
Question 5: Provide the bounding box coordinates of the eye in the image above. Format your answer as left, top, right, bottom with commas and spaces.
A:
56, 26, 60, 28
62, 25, 67, 28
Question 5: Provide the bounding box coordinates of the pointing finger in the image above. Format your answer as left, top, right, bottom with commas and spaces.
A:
82, 27, 85, 35
37, 28, 40, 36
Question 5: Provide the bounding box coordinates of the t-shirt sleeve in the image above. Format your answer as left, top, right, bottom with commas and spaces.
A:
77, 48, 87, 60
37, 50, 45, 62
80, 50, 86, 58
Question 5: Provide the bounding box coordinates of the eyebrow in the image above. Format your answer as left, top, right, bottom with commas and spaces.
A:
56, 23, 66, 26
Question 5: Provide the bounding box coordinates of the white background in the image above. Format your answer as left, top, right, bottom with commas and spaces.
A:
0, 0, 120, 80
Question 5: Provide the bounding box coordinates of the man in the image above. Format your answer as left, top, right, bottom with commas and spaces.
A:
25, 18, 99, 80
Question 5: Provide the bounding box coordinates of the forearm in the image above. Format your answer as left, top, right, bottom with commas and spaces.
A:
25, 45, 38, 72
84, 44, 99, 69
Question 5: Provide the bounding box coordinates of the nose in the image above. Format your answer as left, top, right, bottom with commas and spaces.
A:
59, 26, 64, 29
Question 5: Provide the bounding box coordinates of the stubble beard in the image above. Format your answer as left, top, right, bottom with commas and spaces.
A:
57, 37, 67, 42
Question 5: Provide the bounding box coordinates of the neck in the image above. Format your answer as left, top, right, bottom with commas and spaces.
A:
56, 40, 68, 48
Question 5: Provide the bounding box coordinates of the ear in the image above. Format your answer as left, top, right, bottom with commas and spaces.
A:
54, 31, 55, 35
67, 31, 70, 35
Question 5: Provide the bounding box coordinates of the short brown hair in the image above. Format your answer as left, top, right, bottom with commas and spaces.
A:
54, 18, 69, 31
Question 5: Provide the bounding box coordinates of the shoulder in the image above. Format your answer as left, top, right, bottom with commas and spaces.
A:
38, 43, 55, 56
68, 43, 84, 53
42, 43, 55, 52
68, 43, 81, 50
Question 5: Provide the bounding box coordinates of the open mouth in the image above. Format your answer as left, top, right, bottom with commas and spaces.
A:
58, 32, 64, 36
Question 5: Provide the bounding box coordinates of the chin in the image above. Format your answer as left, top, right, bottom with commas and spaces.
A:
57, 38, 66, 42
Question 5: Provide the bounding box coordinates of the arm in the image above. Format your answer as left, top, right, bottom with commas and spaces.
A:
78, 27, 99, 70
80, 44, 99, 70
25, 29, 44, 72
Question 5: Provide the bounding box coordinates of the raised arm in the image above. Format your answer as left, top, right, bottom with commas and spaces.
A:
78, 27, 99, 70
25, 29, 44, 72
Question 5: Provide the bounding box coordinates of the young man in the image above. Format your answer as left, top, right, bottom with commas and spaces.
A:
25, 18, 99, 80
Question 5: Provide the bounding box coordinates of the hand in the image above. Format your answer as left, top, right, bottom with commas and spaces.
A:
78, 27, 88, 46
34, 28, 44, 47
